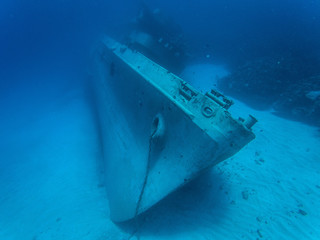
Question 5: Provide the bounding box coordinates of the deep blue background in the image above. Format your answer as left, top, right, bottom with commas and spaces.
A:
1, 0, 320, 72
1, 0, 320, 114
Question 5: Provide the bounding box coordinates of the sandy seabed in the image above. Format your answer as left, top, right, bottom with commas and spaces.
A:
0, 65, 319, 240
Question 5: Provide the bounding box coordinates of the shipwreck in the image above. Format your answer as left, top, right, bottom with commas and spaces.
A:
90, 36, 256, 222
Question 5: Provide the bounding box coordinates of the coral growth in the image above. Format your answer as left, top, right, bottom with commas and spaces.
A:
218, 55, 320, 125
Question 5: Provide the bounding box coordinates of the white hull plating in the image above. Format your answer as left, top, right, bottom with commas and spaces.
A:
91, 37, 256, 222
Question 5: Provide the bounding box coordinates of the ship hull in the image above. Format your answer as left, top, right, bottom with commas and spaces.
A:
91, 37, 255, 222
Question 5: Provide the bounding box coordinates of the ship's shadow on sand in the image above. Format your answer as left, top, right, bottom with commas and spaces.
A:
118, 169, 228, 237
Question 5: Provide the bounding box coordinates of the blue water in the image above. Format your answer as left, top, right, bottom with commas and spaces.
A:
1, 0, 320, 239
